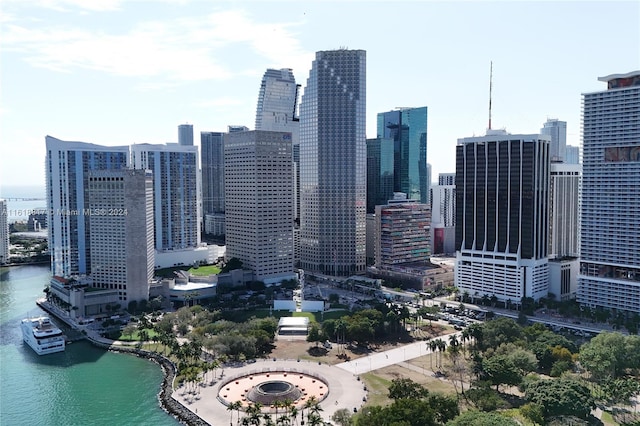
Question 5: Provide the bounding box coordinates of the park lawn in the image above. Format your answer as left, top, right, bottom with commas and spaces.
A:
117, 328, 160, 342
600, 410, 620, 426
188, 264, 221, 276
361, 371, 393, 407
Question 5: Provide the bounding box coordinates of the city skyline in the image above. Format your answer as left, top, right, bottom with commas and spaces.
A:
2, 1, 638, 189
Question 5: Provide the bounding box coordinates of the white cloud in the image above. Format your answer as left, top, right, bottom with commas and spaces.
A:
2, 8, 312, 83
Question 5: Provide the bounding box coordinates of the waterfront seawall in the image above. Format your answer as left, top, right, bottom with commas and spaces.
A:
36, 299, 210, 426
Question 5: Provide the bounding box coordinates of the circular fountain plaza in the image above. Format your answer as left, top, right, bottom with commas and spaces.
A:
219, 369, 328, 408
172, 359, 367, 422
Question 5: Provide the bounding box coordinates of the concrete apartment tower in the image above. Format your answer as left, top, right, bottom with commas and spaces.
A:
178, 124, 194, 146
130, 143, 200, 252
431, 173, 456, 255
299, 49, 367, 276
0, 200, 8, 264
578, 71, 640, 313
254, 68, 301, 265
455, 130, 550, 304
45, 136, 129, 277
543, 119, 581, 301
87, 169, 154, 305
224, 130, 295, 284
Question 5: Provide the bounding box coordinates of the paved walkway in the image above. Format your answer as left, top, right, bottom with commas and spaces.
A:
171, 358, 367, 424
335, 331, 462, 375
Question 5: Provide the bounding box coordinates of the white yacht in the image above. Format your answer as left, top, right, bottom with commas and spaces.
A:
21, 316, 66, 355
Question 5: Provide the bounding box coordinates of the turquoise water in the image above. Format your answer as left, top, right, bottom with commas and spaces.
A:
0, 265, 179, 426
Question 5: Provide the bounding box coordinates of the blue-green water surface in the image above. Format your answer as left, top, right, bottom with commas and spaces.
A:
0, 265, 179, 426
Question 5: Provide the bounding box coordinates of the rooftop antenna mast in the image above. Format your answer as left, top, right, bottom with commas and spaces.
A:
488, 61, 493, 131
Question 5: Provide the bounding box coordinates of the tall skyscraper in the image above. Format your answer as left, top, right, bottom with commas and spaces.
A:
178, 124, 194, 146
201, 132, 225, 215
578, 71, 640, 313
254, 68, 301, 222
541, 119, 567, 162
45, 136, 129, 277
0, 199, 8, 264
300, 49, 367, 276
224, 130, 295, 283
201, 132, 226, 237
255, 68, 300, 132
130, 143, 200, 251
455, 131, 550, 303
87, 169, 154, 304
366, 137, 394, 214
431, 173, 456, 255
377, 107, 429, 203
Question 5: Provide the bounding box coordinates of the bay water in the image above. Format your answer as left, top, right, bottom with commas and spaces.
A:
0, 265, 179, 426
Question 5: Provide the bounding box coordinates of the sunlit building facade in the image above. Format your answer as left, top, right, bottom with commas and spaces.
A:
224, 130, 295, 283
300, 49, 367, 276
88, 169, 154, 304
130, 143, 200, 251
377, 107, 429, 203
578, 71, 640, 313
45, 136, 129, 277
455, 131, 550, 303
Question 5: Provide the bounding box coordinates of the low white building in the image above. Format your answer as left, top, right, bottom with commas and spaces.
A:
277, 317, 309, 335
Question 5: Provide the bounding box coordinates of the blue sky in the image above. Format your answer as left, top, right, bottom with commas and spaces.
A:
1, 0, 639, 189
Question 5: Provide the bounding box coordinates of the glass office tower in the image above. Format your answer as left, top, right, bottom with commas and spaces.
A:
377, 107, 428, 203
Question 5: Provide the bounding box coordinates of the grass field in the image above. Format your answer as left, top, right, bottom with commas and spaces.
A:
114, 327, 160, 342
188, 265, 221, 276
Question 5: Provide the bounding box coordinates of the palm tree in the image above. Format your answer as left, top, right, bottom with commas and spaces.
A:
448, 334, 459, 349
289, 406, 299, 426
460, 328, 470, 354
428, 340, 437, 371
245, 403, 263, 425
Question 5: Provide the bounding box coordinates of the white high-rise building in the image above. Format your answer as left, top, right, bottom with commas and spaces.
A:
300, 49, 367, 276
0, 200, 8, 264
178, 124, 194, 146
224, 130, 295, 284
541, 119, 567, 162
45, 136, 130, 277
548, 163, 581, 258
87, 169, 154, 304
430, 175, 456, 255
131, 143, 200, 251
455, 131, 550, 303
578, 71, 640, 313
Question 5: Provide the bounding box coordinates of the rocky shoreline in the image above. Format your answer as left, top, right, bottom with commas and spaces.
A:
89, 339, 211, 426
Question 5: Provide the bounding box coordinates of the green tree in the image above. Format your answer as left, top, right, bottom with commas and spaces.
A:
331, 408, 353, 426
221, 257, 243, 273
481, 354, 523, 392
478, 317, 522, 351
388, 378, 428, 400
525, 378, 594, 420
520, 403, 545, 425
121, 324, 136, 341
306, 323, 324, 347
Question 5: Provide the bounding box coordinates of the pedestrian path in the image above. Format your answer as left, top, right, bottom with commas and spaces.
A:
335, 331, 462, 375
